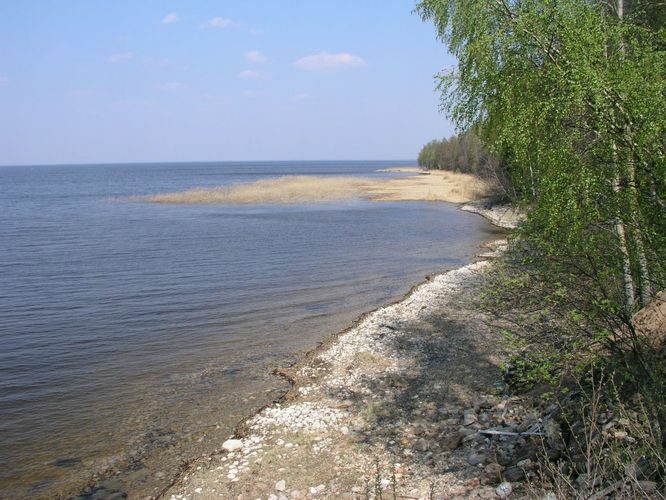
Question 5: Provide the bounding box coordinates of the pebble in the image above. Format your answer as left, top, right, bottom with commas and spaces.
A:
275, 480, 286, 491
309, 484, 326, 495
222, 439, 243, 452
496, 482, 512, 498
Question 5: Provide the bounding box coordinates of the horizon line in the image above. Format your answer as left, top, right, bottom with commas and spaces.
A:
0, 158, 418, 168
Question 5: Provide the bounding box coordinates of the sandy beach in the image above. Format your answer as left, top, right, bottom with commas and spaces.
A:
140, 168, 489, 206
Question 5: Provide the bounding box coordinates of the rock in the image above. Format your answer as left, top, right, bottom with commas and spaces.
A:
412, 423, 427, 435
495, 482, 512, 498
309, 484, 326, 495
267, 495, 278, 500
462, 432, 483, 444
414, 438, 430, 452
463, 410, 478, 426
575, 473, 600, 490
517, 414, 537, 432
474, 486, 498, 498
98, 479, 122, 493
503, 466, 524, 482
275, 479, 286, 491
484, 463, 504, 480
290, 490, 303, 499
476, 398, 496, 410
516, 458, 534, 469
222, 439, 243, 452
440, 433, 462, 451
467, 452, 486, 466
458, 426, 476, 437
194, 488, 202, 494
543, 419, 564, 450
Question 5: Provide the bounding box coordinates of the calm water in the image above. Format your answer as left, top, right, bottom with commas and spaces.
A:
0, 161, 500, 498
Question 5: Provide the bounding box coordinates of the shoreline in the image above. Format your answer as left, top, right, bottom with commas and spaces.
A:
160, 204, 517, 500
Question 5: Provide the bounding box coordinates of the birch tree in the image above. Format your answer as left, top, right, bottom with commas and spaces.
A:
416, 0, 665, 324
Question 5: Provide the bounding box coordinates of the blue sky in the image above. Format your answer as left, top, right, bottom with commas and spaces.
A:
0, 1, 456, 165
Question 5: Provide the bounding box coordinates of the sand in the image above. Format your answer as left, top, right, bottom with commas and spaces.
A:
139, 168, 489, 205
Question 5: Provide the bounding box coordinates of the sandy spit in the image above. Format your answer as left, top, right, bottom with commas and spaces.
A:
137, 169, 489, 205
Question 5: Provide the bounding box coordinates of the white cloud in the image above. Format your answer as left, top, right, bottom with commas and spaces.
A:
0, 76, 8, 87
244, 50, 267, 64
160, 81, 186, 92
239, 69, 268, 80
161, 13, 179, 25
294, 52, 366, 72
203, 16, 236, 29
108, 52, 134, 63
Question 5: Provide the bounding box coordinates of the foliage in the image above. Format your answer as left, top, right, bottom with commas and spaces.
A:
416, 0, 665, 336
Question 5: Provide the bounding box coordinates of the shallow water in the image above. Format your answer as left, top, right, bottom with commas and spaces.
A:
0, 161, 501, 498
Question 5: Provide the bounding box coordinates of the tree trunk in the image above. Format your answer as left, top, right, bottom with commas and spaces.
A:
627, 156, 652, 306
612, 142, 636, 315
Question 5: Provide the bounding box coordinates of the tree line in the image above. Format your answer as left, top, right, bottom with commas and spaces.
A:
417, 131, 495, 176
418, 131, 515, 198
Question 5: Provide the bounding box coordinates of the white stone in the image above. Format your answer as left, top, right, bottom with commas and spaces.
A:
194, 487, 202, 494
222, 439, 243, 452
275, 479, 286, 491
496, 482, 513, 498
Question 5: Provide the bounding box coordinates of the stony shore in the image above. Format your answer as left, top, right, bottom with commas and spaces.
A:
154, 203, 537, 500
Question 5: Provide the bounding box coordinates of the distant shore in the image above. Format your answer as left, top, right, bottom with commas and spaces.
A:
137, 167, 489, 205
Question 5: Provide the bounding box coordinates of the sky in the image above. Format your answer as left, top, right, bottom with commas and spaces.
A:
0, 1, 457, 166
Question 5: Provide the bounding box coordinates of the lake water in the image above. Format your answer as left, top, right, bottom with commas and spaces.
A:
0, 161, 500, 498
